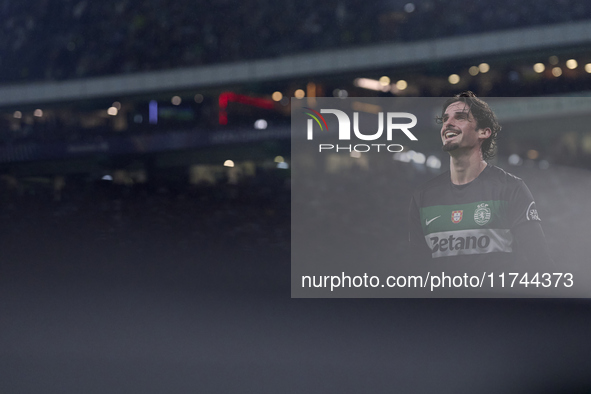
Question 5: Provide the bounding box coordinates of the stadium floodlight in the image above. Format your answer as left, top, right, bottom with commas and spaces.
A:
254, 119, 268, 129
533, 63, 545, 73
448, 74, 460, 84
354, 78, 390, 92
566, 59, 578, 69
426, 155, 442, 169
508, 154, 522, 166
412, 152, 426, 165
393, 152, 411, 162
332, 88, 348, 98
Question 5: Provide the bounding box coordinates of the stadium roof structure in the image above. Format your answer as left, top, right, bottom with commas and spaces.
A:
1, 21, 591, 106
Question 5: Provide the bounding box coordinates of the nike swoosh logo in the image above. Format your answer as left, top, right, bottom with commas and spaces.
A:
426, 216, 441, 226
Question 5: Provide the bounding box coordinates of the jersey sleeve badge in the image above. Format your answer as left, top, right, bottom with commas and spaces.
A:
526, 201, 541, 221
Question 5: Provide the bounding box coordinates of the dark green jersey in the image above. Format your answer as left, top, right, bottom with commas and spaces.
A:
409, 164, 542, 266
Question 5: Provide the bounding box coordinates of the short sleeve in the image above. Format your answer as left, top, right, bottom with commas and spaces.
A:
509, 180, 541, 229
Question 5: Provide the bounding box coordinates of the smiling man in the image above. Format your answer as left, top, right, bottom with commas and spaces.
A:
408, 91, 554, 269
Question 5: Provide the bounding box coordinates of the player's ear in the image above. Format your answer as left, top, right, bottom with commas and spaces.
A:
479, 127, 492, 139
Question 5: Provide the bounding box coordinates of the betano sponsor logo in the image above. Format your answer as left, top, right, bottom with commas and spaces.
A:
426, 229, 513, 258
430, 234, 490, 253
304, 108, 418, 153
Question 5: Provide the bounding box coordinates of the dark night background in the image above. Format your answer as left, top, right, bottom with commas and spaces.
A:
2, 0, 591, 392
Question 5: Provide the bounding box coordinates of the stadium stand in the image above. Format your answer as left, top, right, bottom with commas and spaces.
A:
1, 0, 591, 82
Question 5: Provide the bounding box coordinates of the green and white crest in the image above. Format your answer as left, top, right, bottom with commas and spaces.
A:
474, 203, 491, 226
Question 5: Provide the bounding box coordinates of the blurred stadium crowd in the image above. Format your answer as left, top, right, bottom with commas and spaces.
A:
0, 169, 290, 289
1, 0, 590, 82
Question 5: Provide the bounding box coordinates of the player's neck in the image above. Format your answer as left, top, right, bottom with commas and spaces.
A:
449, 151, 487, 185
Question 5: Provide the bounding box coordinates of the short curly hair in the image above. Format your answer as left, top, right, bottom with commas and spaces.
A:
437, 91, 500, 160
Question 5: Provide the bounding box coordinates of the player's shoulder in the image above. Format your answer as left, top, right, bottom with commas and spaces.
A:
414, 170, 450, 194
484, 164, 525, 187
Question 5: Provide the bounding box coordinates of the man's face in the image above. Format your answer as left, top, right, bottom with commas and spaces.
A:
440, 101, 482, 155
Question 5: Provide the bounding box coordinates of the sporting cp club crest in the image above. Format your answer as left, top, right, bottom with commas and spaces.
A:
474, 203, 491, 226
451, 210, 463, 223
